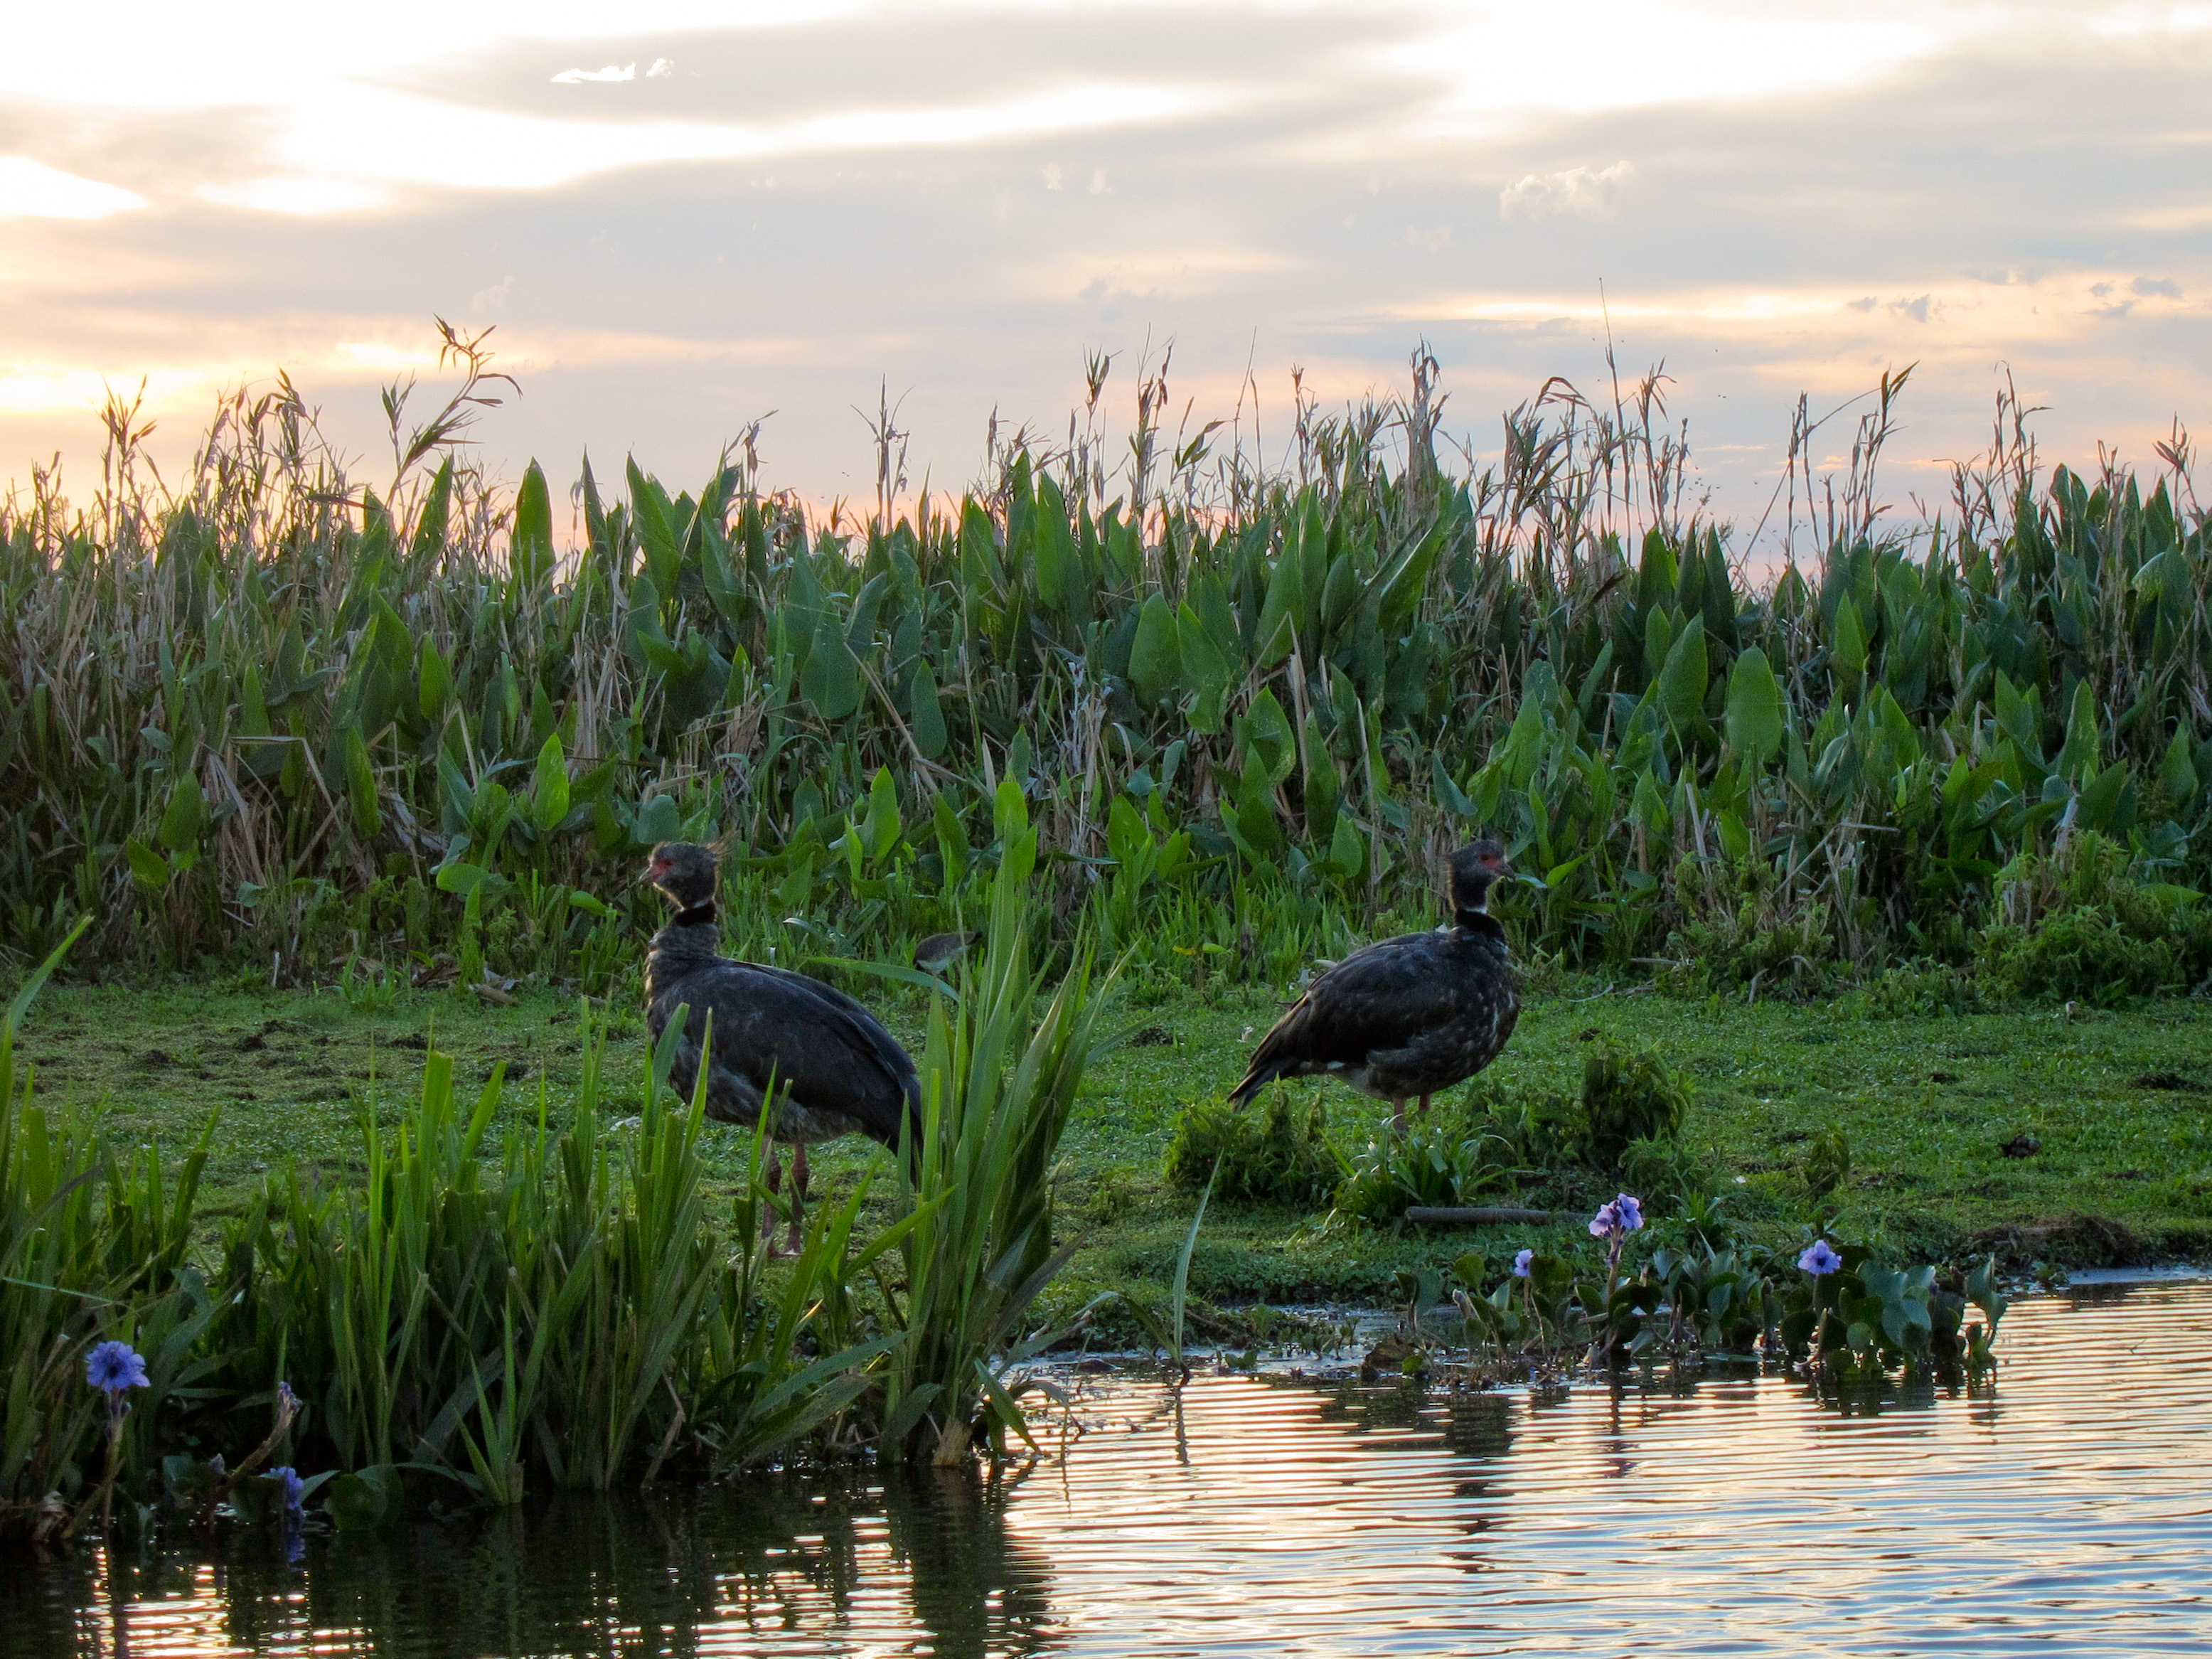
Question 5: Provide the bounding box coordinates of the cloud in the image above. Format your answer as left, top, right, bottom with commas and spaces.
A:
6, 0, 2212, 536
198, 176, 386, 215
550, 60, 673, 84
1498, 162, 1634, 223
245, 79, 1221, 198
0, 156, 144, 219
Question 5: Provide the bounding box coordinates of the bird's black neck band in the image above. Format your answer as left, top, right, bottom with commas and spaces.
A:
1455, 907, 1503, 939
672, 902, 717, 929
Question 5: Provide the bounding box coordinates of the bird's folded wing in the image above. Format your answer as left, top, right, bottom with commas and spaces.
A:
1251, 936, 1467, 1069
742, 961, 918, 1080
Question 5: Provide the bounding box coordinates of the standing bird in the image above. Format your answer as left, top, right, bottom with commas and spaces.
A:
1229, 840, 1522, 1129
642, 841, 923, 1252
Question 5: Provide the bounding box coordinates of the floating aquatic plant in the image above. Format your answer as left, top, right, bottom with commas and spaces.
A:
1799, 1240, 1843, 1276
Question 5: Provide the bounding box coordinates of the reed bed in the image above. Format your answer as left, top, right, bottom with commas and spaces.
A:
4, 343, 2207, 998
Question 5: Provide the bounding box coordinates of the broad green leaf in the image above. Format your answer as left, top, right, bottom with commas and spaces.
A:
1327, 813, 1366, 880
2056, 680, 2100, 781
908, 662, 948, 759
417, 639, 451, 724
863, 767, 902, 861
1831, 596, 1868, 679
1128, 594, 1183, 708
1240, 688, 1297, 786
509, 459, 554, 587
800, 623, 863, 721
343, 725, 380, 840
634, 794, 683, 845
156, 771, 207, 855
1655, 614, 1708, 732
530, 732, 569, 833
1032, 474, 1079, 612
1724, 646, 1784, 760
410, 457, 454, 558
2159, 727, 2199, 804
1177, 602, 1232, 712
124, 838, 173, 890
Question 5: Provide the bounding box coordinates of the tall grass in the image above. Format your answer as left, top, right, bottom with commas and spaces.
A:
1, 340, 2208, 991
881, 781, 1114, 1464
0, 831, 1111, 1548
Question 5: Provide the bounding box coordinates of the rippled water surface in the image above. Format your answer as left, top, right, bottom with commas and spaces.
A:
12, 1282, 2212, 1657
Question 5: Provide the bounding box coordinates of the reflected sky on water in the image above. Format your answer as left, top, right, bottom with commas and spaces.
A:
12, 1281, 2211, 1657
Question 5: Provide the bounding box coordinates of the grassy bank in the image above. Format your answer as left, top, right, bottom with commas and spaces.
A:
19, 973, 2210, 1311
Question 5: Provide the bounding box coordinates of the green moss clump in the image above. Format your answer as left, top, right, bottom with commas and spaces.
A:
1163, 1090, 1341, 1205
1977, 834, 2211, 1005
1579, 1040, 1691, 1168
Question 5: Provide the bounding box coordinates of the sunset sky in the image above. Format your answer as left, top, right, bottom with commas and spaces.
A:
3, 0, 2207, 542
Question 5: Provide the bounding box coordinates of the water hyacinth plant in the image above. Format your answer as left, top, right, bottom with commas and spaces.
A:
1422, 1188, 2011, 1384
1800, 1240, 1844, 1276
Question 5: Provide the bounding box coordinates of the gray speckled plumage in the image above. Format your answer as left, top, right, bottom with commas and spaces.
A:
642, 843, 921, 1155
1230, 841, 1521, 1108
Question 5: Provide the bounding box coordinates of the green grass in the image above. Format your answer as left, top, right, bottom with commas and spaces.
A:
19, 973, 2210, 1324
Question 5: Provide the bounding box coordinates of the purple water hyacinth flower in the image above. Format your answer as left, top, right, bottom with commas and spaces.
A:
1512, 1248, 1534, 1277
1800, 1239, 1843, 1276
1588, 1202, 1620, 1239
85, 1341, 149, 1395
1613, 1194, 1645, 1232
277, 1381, 301, 1419
265, 1466, 306, 1518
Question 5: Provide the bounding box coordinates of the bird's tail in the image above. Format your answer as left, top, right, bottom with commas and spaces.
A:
1226, 1064, 1276, 1107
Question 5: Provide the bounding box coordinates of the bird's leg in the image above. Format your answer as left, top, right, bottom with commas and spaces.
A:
1391, 1099, 1409, 1134
787, 1142, 811, 1254
759, 1147, 786, 1254
1418, 1094, 1433, 1118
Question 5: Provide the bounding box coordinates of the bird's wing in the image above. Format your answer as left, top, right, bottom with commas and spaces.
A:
657, 960, 920, 1146
737, 961, 922, 1097
1235, 934, 1468, 1093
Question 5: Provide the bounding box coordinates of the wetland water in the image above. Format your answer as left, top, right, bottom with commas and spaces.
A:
11, 1281, 2211, 1658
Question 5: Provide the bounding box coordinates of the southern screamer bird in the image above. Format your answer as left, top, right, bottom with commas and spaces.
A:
1229, 839, 1522, 1129
643, 841, 922, 1251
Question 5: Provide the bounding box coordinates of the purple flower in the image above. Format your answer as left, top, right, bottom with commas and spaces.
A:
1613, 1194, 1645, 1232
85, 1341, 149, 1394
277, 1381, 300, 1419
1799, 1239, 1843, 1276
1588, 1202, 1620, 1239
265, 1466, 306, 1518
1512, 1248, 1534, 1277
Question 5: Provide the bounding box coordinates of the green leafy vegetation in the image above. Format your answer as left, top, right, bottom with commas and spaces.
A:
0, 831, 1106, 1549
4, 346, 2209, 1012
1163, 1090, 1341, 1206
6, 341, 2212, 1552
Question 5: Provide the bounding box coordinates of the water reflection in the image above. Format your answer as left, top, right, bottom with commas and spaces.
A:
10, 1281, 2211, 1657
21, 1473, 1058, 1659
